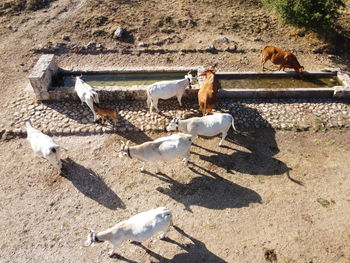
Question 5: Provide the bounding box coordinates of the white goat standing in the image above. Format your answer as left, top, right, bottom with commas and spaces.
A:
166, 113, 237, 146
75, 76, 100, 121
25, 120, 62, 171
85, 207, 173, 256
118, 133, 193, 173
146, 73, 195, 113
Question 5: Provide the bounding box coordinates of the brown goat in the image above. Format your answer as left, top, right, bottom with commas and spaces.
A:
261, 46, 304, 73
197, 70, 218, 116
93, 103, 118, 125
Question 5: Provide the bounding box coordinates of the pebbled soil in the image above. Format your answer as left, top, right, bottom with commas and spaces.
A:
0, 1, 350, 262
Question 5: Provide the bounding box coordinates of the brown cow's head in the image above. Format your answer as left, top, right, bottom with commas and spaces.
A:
296, 65, 304, 74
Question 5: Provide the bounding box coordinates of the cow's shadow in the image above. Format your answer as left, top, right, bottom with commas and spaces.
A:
61, 158, 125, 210
143, 166, 262, 212
132, 225, 227, 263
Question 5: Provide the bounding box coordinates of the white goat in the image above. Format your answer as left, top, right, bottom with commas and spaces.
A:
75, 76, 100, 121
196, 66, 206, 89
118, 133, 193, 173
146, 73, 195, 113
85, 207, 173, 256
25, 120, 62, 170
166, 113, 237, 146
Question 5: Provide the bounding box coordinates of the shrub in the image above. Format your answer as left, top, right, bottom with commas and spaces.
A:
262, 0, 346, 32
26, 0, 52, 11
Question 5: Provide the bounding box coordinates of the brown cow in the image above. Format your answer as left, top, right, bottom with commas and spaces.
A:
198, 70, 218, 116
261, 46, 304, 73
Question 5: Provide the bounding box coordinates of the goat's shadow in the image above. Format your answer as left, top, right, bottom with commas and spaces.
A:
43, 100, 153, 143
132, 225, 227, 263
192, 129, 288, 177
44, 100, 95, 124
61, 158, 125, 210
143, 166, 261, 212
190, 101, 302, 184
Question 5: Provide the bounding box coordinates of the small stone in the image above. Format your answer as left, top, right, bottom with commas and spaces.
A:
138, 42, 147, 47
114, 27, 124, 38
62, 35, 70, 41
219, 36, 229, 43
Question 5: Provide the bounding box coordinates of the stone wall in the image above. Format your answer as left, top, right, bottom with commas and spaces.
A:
28, 55, 350, 101
48, 85, 200, 101
28, 54, 58, 100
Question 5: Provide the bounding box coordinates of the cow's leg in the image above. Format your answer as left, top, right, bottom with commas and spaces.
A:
261, 57, 268, 71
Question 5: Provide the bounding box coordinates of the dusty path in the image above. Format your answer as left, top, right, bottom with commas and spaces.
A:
0, 130, 349, 263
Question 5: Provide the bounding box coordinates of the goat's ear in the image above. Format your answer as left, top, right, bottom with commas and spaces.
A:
120, 141, 125, 148
126, 140, 130, 147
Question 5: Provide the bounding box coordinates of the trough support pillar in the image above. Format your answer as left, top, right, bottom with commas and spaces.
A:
28, 54, 57, 101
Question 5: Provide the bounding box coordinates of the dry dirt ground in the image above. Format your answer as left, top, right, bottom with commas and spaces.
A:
1, 130, 350, 263
1, 0, 350, 262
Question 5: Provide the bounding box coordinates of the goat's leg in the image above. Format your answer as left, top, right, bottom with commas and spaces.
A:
148, 98, 152, 113
219, 131, 228, 146
86, 99, 97, 121
109, 240, 122, 257
153, 162, 161, 174
183, 150, 190, 165
176, 93, 183, 106
153, 98, 159, 112
140, 162, 146, 172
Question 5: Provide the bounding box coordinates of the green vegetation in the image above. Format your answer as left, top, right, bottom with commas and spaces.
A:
261, 0, 345, 32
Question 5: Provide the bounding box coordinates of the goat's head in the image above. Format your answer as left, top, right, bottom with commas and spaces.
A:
184, 73, 196, 86
118, 140, 130, 158
166, 118, 179, 132
85, 230, 96, 247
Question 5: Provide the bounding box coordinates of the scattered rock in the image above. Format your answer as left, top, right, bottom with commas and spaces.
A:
219, 36, 229, 43
264, 249, 277, 262
113, 27, 124, 38
62, 35, 70, 41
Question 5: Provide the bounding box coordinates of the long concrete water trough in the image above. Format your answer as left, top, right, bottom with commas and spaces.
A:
29, 54, 350, 101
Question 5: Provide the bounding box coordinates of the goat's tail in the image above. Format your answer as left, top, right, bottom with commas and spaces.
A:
230, 115, 237, 132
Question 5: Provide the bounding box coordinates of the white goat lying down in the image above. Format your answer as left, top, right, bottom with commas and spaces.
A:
85, 207, 173, 256
166, 113, 237, 146
75, 76, 100, 121
119, 133, 193, 173
25, 120, 62, 170
146, 73, 195, 113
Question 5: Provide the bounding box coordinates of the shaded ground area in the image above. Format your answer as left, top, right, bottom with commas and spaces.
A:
0, 129, 349, 262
